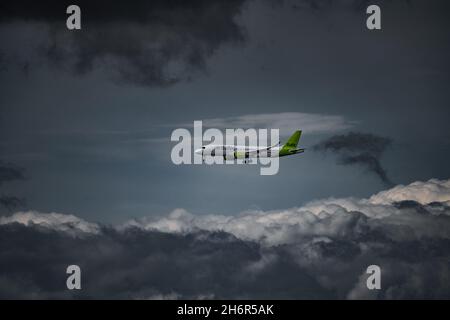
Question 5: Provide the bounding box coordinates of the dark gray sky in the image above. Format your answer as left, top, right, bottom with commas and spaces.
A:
1, 0, 450, 223
1, 0, 450, 301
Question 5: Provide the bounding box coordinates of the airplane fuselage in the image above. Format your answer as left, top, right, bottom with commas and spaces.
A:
194, 130, 304, 161
195, 144, 303, 160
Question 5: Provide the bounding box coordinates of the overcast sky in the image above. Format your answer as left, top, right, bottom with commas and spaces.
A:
1, 0, 450, 223
1, 0, 450, 300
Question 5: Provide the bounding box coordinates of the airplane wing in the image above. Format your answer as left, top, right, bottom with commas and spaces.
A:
246, 141, 280, 157
249, 141, 279, 152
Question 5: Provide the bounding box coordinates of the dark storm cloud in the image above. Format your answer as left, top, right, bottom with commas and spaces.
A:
1, 179, 449, 299
0, 162, 26, 210
313, 132, 393, 186
0, 224, 328, 299
290, 0, 411, 12
0, 162, 25, 185
0, 196, 25, 211
0, 0, 248, 86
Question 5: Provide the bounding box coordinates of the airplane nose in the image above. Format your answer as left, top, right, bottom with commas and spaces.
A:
194, 148, 202, 155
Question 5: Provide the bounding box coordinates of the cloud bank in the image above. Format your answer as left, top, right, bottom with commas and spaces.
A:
1, 178, 449, 299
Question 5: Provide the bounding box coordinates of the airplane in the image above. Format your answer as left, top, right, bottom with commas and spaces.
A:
194, 130, 304, 162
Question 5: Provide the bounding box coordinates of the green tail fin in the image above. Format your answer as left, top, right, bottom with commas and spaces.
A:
280, 130, 302, 156
284, 130, 301, 148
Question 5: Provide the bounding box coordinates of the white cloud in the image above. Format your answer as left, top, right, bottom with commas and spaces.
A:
369, 178, 450, 205
2, 178, 450, 299
0, 211, 100, 236
124, 178, 450, 245
187, 112, 356, 135
7, 179, 449, 245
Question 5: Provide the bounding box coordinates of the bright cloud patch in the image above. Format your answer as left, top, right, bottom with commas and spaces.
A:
369, 178, 450, 205
126, 179, 450, 245
0, 211, 100, 236
189, 112, 355, 136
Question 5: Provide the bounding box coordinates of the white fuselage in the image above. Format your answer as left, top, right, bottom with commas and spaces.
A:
195, 144, 280, 159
